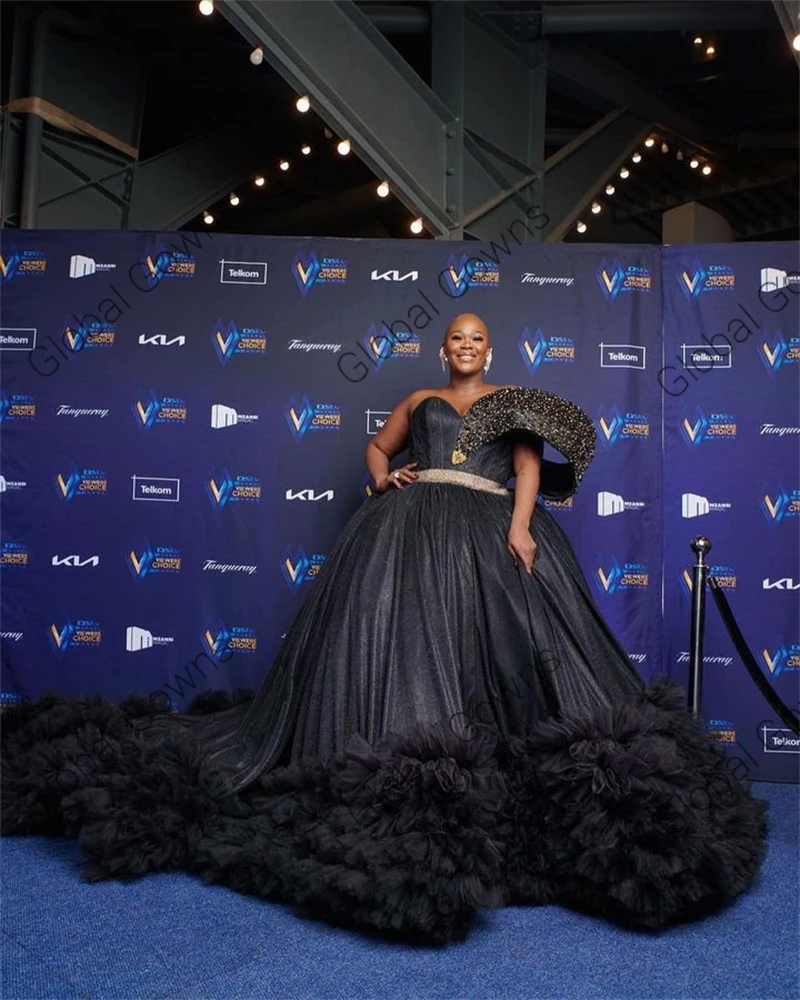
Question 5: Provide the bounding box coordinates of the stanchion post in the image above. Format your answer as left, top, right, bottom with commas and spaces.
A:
688, 536, 711, 715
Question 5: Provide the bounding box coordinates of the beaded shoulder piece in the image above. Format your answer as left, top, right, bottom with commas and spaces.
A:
450, 387, 596, 499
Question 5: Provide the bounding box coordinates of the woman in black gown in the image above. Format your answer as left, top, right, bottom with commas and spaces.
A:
1, 313, 766, 943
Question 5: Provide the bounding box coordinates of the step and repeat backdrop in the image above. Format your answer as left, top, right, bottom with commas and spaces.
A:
1, 231, 797, 780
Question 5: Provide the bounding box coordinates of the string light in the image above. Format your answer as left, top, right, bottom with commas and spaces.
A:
576, 221, 587, 234
203, 211, 214, 224
254, 175, 266, 187
301, 144, 311, 156
250, 47, 264, 65
661, 142, 669, 154
676, 150, 684, 162
296, 95, 311, 113
337, 138, 351, 156
410, 217, 424, 234
605, 184, 615, 196
279, 160, 290, 171
632, 152, 642, 163
702, 164, 712, 175
644, 137, 655, 148
693, 35, 702, 45
199, 0, 214, 15
793, 32, 800, 52
619, 167, 630, 179
229, 193, 240, 206
689, 158, 699, 169
705, 45, 715, 56
377, 181, 390, 198
591, 201, 602, 214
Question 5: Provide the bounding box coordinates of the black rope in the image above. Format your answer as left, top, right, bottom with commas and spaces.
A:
708, 577, 799, 735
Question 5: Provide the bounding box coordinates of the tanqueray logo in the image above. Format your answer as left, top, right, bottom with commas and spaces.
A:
0, 249, 48, 281
596, 259, 652, 302
760, 486, 800, 525
211, 320, 267, 365
440, 254, 500, 297
292, 250, 347, 297
280, 547, 326, 590
758, 331, 800, 373
761, 642, 800, 677
518, 326, 575, 372
678, 260, 736, 298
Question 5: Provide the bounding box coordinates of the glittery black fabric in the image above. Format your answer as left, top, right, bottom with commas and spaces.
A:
451, 387, 596, 499
1, 390, 767, 943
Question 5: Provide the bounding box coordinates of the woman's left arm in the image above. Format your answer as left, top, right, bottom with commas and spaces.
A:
507, 438, 542, 576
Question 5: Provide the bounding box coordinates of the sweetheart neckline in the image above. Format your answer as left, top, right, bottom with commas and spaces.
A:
411, 388, 510, 422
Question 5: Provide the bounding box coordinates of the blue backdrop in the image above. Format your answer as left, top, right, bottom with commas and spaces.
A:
1, 231, 797, 781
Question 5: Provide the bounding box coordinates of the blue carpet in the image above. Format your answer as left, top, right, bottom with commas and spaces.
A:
2, 782, 797, 1000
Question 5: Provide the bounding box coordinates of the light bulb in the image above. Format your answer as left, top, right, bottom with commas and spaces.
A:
229, 193, 240, 206
254, 175, 265, 187
301, 144, 311, 156
605, 184, 615, 196
793, 32, 800, 52
250, 47, 263, 65
619, 167, 630, 179
199, 0, 214, 15
576, 221, 587, 234
705, 45, 715, 56
702, 164, 712, 176
632, 152, 642, 163
591, 202, 601, 215
377, 181, 390, 198
337, 138, 351, 156
644, 137, 655, 148
410, 217, 423, 234
279, 160, 290, 171
676, 150, 684, 162
690, 158, 699, 169
693, 36, 702, 46
203, 211, 214, 225
296, 95, 311, 113
661, 142, 669, 154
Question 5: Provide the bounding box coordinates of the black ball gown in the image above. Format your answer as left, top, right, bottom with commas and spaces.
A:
1, 387, 766, 943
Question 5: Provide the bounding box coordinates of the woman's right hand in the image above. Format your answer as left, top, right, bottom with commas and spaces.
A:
378, 462, 418, 492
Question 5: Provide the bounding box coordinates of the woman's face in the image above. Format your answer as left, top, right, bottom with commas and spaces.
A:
443, 316, 490, 376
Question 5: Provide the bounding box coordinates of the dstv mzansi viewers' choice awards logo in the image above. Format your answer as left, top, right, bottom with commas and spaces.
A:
136, 244, 197, 289
63, 321, 116, 350
758, 331, 800, 373
0, 542, 30, 567
0, 392, 35, 422
362, 323, 421, 367
678, 260, 735, 298
518, 327, 576, 372
680, 565, 737, 594
211, 320, 268, 365
760, 486, 800, 526
761, 642, 800, 677
595, 406, 649, 446
680, 409, 737, 446
594, 558, 649, 595
0, 249, 47, 282
281, 548, 327, 590
285, 397, 342, 441
132, 391, 187, 430
206, 469, 262, 508
292, 250, 347, 297
49, 619, 102, 652
441, 254, 500, 296
596, 260, 652, 301
127, 541, 182, 579
54, 465, 108, 501
202, 623, 258, 657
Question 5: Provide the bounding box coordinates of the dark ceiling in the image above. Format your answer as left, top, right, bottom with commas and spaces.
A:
2, 0, 798, 242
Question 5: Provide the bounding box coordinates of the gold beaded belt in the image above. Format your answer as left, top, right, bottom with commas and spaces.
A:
415, 469, 509, 495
